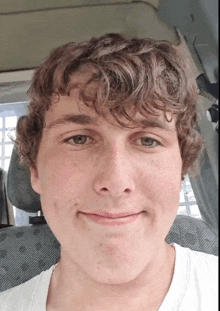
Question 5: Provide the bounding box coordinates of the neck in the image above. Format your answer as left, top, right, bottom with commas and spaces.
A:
47, 244, 175, 311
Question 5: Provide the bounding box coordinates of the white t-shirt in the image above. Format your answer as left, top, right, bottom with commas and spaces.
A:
0, 243, 218, 311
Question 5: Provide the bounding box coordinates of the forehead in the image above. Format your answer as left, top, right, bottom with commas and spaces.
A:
46, 100, 176, 136
47, 69, 176, 131
67, 65, 99, 90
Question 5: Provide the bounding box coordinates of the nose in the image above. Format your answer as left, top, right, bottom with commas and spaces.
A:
93, 146, 135, 197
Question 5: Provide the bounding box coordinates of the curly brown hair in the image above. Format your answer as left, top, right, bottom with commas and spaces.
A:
15, 33, 203, 179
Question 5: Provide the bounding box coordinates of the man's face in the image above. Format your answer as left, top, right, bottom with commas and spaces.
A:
31, 73, 182, 285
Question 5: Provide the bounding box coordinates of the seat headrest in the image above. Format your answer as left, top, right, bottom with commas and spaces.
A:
7, 146, 41, 213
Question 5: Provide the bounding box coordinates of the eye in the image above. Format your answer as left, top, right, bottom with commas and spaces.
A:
66, 135, 91, 146
138, 137, 160, 148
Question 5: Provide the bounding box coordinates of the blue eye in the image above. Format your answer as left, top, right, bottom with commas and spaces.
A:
68, 135, 88, 145
140, 137, 159, 147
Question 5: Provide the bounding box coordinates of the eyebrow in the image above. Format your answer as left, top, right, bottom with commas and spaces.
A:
45, 113, 173, 131
138, 119, 172, 131
46, 114, 98, 130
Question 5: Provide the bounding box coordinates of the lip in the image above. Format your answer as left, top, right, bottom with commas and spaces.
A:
80, 211, 142, 225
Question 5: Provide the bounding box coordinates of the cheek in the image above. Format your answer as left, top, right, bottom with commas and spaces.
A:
38, 149, 88, 189
37, 151, 98, 220
137, 153, 182, 202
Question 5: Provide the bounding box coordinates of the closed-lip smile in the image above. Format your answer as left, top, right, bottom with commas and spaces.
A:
80, 211, 142, 225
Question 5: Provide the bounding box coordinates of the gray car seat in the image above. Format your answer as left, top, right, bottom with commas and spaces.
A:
0, 168, 12, 228
0, 146, 218, 292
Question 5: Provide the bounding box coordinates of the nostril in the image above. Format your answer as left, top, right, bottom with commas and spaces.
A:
100, 187, 131, 193
124, 188, 131, 193
101, 187, 108, 192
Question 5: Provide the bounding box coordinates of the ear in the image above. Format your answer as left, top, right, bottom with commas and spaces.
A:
30, 166, 42, 194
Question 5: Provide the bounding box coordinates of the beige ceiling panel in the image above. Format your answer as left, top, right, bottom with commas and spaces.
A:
125, 4, 177, 41
0, 2, 177, 71
0, 0, 159, 14
0, 1, 132, 13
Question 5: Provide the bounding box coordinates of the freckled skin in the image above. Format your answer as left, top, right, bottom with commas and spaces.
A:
30, 73, 182, 310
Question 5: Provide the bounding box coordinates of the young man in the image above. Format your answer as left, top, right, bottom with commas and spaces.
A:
1, 33, 218, 310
